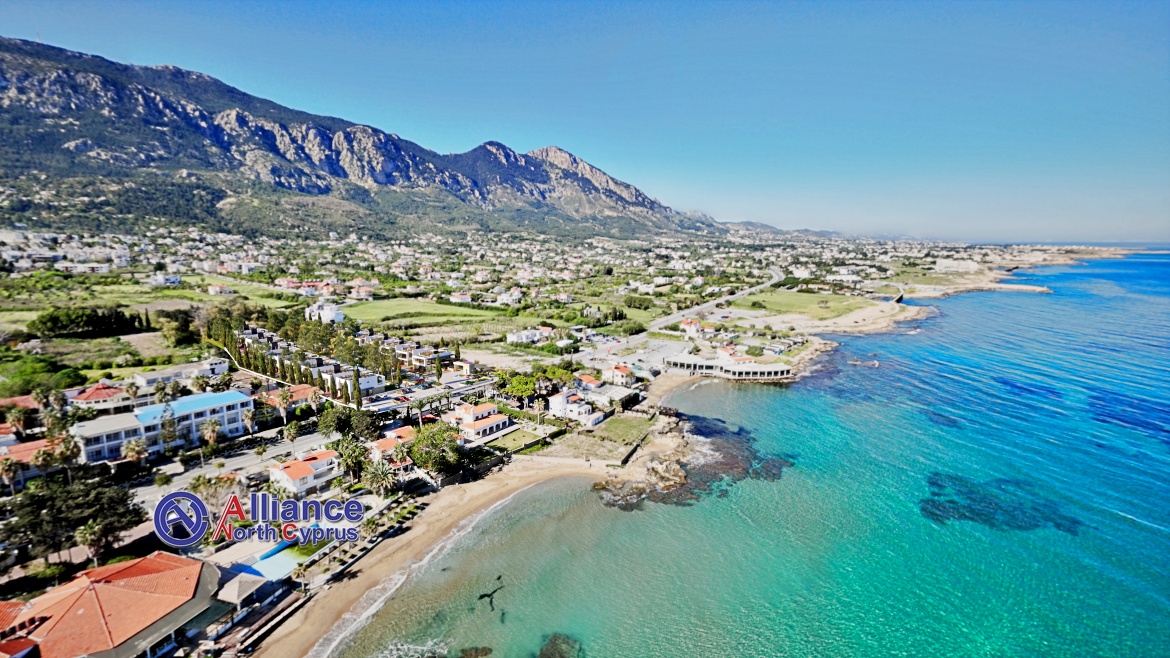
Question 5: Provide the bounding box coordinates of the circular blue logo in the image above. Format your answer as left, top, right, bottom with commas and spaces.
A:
154, 491, 209, 548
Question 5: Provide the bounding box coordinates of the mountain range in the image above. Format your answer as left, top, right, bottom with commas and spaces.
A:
0, 36, 729, 238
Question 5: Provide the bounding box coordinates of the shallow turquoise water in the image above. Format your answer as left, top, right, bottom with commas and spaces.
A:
330, 254, 1170, 657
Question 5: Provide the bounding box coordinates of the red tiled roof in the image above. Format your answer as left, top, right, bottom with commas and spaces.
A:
578, 374, 601, 385
260, 384, 319, 407
72, 382, 126, 402
275, 461, 313, 480
372, 426, 416, 454
274, 449, 338, 481
0, 438, 52, 465
461, 413, 509, 431
0, 395, 38, 410
2, 552, 204, 658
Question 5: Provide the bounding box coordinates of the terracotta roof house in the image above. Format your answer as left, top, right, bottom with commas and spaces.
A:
69, 382, 135, 415
0, 552, 220, 658
268, 449, 341, 497
257, 384, 320, 410
0, 438, 54, 492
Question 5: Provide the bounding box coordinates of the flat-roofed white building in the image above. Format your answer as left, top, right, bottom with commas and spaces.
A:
71, 390, 253, 463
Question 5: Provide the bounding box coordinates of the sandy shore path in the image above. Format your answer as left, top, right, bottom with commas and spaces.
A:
258, 457, 603, 658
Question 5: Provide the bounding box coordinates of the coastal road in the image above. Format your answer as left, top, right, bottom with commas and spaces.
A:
128, 427, 336, 507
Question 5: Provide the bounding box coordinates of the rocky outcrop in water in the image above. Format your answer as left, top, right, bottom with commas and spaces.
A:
537, 634, 583, 658
596, 414, 794, 510
919, 472, 1084, 534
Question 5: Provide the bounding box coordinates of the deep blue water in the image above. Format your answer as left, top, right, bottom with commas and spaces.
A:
334, 253, 1170, 657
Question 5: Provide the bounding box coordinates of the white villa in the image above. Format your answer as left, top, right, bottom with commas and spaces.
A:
455, 403, 512, 445
305, 301, 345, 323
268, 449, 341, 497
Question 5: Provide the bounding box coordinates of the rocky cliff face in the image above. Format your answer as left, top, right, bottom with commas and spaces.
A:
0, 36, 724, 235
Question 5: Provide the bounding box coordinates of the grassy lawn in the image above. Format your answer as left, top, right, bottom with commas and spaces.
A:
621, 306, 659, 323
0, 310, 40, 332
888, 268, 967, 287
733, 290, 874, 320
88, 284, 217, 306
345, 298, 500, 323
488, 429, 541, 451
184, 275, 296, 308
593, 415, 653, 444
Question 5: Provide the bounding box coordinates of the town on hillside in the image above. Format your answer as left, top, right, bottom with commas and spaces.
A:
0, 225, 1116, 657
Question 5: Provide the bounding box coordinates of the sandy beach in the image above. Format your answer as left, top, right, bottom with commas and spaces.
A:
257, 457, 604, 658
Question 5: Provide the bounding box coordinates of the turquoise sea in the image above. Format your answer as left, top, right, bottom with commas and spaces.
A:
328, 253, 1170, 657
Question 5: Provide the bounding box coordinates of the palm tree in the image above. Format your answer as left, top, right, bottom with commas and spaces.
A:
74, 519, 104, 567
191, 374, 211, 393
276, 387, 293, 424
242, 408, 255, 437
283, 420, 300, 446
53, 438, 80, 484
167, 380, 184, 400
5, 407, 28, 437
360, 516, 379, 539
0, 458, 20, 496
411, 399, 426, 429
308, 388, 322, 415
49, 390, 66, 411
291, 564, 308, 592
249, 378, 263, 395
121, 438, 148, 465
30, 388, 48, 411
124, 382, 140, 406
254, 444, 268, 460
391, 443, 412, 467
153, 381, 169, 404
213, 371, 234, 392
362, 460, 397, 497
32, 448, 55, 476
199, 419, 221, 469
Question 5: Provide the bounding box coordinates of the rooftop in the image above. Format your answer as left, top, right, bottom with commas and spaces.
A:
0, 552, 215, 658
135, 390, 251, 426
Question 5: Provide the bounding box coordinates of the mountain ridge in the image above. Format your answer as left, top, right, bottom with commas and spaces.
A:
0, 36, 726, 238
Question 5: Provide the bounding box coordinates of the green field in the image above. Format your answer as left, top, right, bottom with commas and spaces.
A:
488, 429, 541, 451
0, 310, 40, 332
621, 306, 659, 323
184, 275, 296, 308
593, 415, 653, 444
345, 298, 500, 323
733, 290, 875, 320
888, 267, 968, 287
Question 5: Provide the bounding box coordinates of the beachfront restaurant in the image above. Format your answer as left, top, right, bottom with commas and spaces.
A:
664, 354, 792, 381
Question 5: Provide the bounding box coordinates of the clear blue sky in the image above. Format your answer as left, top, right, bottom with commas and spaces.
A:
2, 0, 1168, 242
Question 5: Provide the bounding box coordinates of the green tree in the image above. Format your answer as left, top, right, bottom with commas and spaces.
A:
74, 519, 104, 567
276, 386, 293, 424
362, 459, 396, 497
337, 434, 370, 482
120, 438, 148, 464
0, 457, 19, 496
283, 420, 301, 445
409, 422, 461, 474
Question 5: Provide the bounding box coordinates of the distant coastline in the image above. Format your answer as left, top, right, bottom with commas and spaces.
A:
261, 246, 1139, 658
